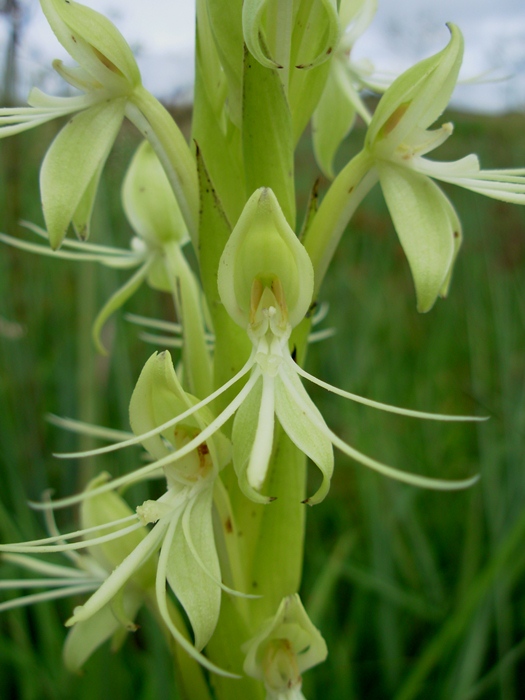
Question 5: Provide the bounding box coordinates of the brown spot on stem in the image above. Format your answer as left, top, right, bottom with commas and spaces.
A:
224, 517, 233, 534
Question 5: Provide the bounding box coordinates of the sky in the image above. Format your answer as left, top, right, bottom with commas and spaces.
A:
2, 0, 525, 113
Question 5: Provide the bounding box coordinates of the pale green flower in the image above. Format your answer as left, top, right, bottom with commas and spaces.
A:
0, 482, 151, 671
0, 140, 211, 393
50, 188, 482, 512
243, 594, 327, 700
0, 352, 240, 675
305, 23, 525, 310
0, 0, 198, 248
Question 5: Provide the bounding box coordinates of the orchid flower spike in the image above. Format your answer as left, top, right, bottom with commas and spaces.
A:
0, 0, 198, 248
243, 594, 327, 700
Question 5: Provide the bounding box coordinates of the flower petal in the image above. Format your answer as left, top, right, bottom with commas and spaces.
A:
377, 162, 456, 312
40, 99, 126, 249
166, 489, 221, 651
275, 362, 334, 505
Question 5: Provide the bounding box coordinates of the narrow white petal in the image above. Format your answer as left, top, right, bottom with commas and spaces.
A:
0, 554, 91, 579
47, 414, 133, 442
1, 514, 137, 547
0, 232, 139, 266
154, 516, 240, 677
126, 313, 183, 334
66, 522, 167, 626
0, 585, 98, 613
329, 429, 480, 490
180, 493, 259, 599
276, 363, 334, 505
54, 354, 256, 460
0, 578, 99, 589
21, 221, 140, 256
246, 373, 275, 491
33, 371, 261, 511
0, 523, 144, 554
293, 360, 486, 421
279, 361, 479, 492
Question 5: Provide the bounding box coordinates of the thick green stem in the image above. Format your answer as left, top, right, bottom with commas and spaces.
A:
304, 148, 377, 294
163, 242, 213, 399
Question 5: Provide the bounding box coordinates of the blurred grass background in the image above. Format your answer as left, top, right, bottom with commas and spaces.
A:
1, 107, 524, 699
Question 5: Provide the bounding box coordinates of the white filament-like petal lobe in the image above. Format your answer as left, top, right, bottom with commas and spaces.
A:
293, 360, 486, 421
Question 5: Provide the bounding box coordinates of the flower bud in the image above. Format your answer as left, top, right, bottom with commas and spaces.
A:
122, 140, 189, 248
243, 594, 327, 698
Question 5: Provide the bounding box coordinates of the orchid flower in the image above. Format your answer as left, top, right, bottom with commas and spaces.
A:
0, 140, 212, 393
305, 23, 525, 311
45, 188, 482, 514
0, 483, 152, 671
0, 0, 198, 248
243, 594, 327, 700
0, 352, 241, 675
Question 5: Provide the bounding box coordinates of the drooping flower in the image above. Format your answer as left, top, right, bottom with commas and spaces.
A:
243, 594, 327, 700
0, 0, 198, 248
48, 188, 482, 511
